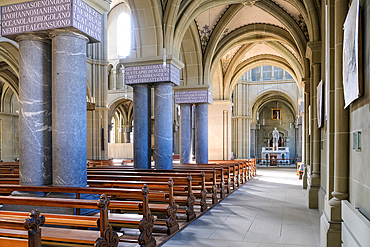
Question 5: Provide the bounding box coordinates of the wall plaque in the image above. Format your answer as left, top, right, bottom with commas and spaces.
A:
1, 0, 102, 43
174, 90, 213, 104
125, 64, 180, 86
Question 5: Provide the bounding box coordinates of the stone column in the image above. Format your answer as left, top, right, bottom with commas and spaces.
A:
18, 34, 52, 186
297, 116, 303, 162
51, 31, 89, 187
125, 129, 131, 143
308, 55, 321, 209
132, 84, 150, 169
303, 79, 310, 189
173, 121, 179, 154
180, 104, 191, 163
250, 127, 256, 158
328, 0, 349, 222
112, 68, 117, 90
195, 103, 208, 163
154, 83, 174, 169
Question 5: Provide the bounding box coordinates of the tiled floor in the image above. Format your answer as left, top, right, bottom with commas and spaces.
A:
161, 167, 320, 247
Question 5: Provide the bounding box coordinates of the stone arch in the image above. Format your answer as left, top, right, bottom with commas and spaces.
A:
175, 1, 307, 62
125, 0, 164, 58
208, 24, 302, 89
251, 90, 298, 125
108, 96, 134, 126
180, 22, 204, 86
226, 54, 301, 100
0, 41, 19, 95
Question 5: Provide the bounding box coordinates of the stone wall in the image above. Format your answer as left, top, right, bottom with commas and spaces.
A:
0, 113, 18, 161
348, 0, 370, 220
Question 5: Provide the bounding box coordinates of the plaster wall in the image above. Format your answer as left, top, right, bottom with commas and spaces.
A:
255, 101, 297, 160
208, 100, 232, 160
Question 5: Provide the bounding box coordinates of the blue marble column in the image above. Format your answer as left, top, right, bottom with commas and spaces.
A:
51, 31, 89, 187
195, 103, 208, 164
154, 83, 173, 169
18, 34, 52, 186
250, 128, 256, 158
180, 104, 191, 164
133, 84, 150, 169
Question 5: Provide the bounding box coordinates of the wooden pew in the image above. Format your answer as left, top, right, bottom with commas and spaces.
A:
0, 184, 178, 237
0, 209, 44, 247
0, 191, 156, 247
87, 159, 113, 167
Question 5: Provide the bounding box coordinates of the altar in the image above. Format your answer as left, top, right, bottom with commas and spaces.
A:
261, 147, 290, 165
261, 127, 290, 165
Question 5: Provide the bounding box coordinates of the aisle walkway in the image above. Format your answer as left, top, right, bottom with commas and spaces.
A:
162, 167, 320, 247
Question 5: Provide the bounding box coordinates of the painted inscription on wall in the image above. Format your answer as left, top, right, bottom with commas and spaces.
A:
125, 64, 180, 86
72, 0, 101, 41
1, 0, 101, 42
174, 90, 213, 104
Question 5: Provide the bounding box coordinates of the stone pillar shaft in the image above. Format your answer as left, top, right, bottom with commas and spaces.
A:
125, 131, 131, 143
308, 61, 321, 209
180, 104, 191, 164
51, 31, 88, 187
311, 63, 321, 176
154, 83, 173, 169
133, 84, 150, 169
18, 35, 52, 186
303, 82, 310, 189
195, 103, 208, 163
329, 0, 349, 219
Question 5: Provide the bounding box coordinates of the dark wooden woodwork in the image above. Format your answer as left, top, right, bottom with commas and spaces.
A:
186, 175, 196, 222
138, 185, 156, 247
220, 166, 225, 199
212, 168, 218, 204
200, 172, 207, 212
95, 194, 119, 247
24, 210, 45, 247
166, 178, 179, 235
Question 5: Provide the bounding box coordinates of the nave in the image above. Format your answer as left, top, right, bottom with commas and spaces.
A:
163, 168, 320, 247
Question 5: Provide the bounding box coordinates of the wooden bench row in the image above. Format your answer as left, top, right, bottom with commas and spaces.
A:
0, 187, 157, 247
0, 159, 257, 246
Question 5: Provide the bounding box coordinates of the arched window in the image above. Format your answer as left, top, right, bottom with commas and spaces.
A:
117, 12, 131, 57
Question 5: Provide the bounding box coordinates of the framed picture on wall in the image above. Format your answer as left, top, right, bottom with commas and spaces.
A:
271, 108, 281, 120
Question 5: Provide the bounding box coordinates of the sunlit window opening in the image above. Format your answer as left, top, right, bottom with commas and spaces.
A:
117, 13, 131, 57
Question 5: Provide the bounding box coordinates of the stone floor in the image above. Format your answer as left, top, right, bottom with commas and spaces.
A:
161, 167, 320, 247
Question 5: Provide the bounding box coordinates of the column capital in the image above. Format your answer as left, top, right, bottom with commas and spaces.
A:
306, 41, 322, 64
304, 81, 310, 92
15, 33, 51, 43
328, 192, 349, 207
50, 30, 89, 43
302, 78, 310, 84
